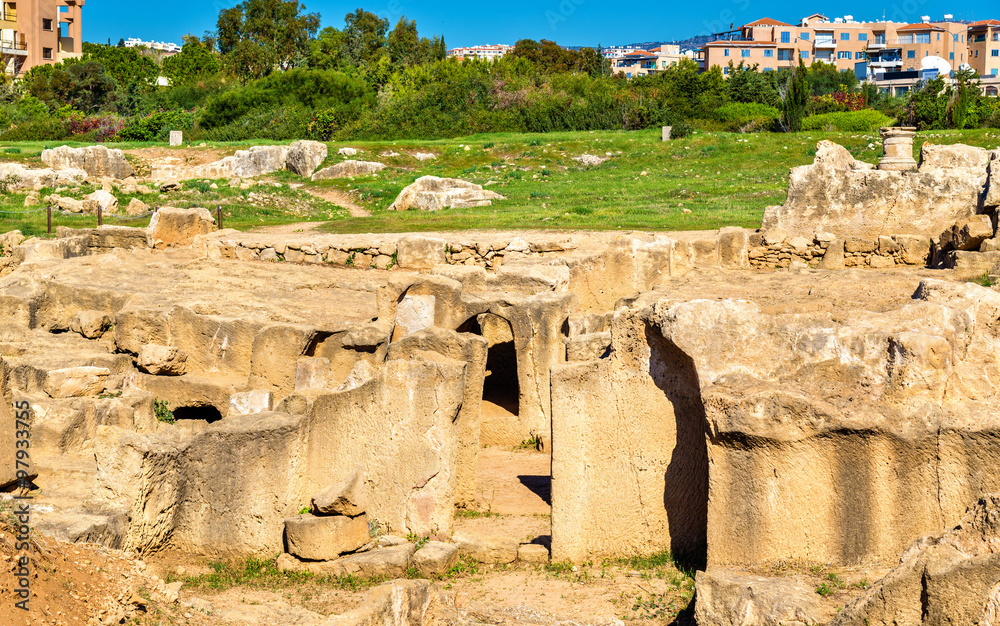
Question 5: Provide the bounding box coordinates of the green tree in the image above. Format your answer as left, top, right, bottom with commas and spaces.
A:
217, 0, 320, 81
908, 76, 949, 129
951, 68, 981, 129
726, 62, 780, 107
387, 17, 419, 65
783, 59, 808, 132
80, 43, 159, 87
162, 36, 222, 85
26, 60, 117, 113
342, 9, 389, 67
308, 27, 347, 70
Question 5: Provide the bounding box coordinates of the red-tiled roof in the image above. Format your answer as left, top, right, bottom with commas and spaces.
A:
897, 23, 946, 31
744, 17, 793, 27
968, 19, 1000, 27
624, 50, 651, 56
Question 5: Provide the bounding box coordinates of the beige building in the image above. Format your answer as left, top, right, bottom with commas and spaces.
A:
699, 14, 993, 78
446, 44, 511, 61
968, 19, 1000, 77
610, 44, 683, 78
0, 0, 84, 76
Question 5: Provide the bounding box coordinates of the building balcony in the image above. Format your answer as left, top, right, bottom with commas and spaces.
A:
867, 42, 886, 50
0, 39, 27, 54
870, 59, 903, 67
815, 39, 837, 48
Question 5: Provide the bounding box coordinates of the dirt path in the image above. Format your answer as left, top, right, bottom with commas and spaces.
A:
300, 187, 372, 217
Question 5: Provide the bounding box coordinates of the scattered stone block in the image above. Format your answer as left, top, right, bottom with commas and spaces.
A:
169, 131, 183, 146
311, 160, 385, 180
41, 145, 134, 179
412, 541, 460, 577
125, 198, 148, 217
818, 239, 845, 270
326, 544, 416, 578
694, 568, 822, 626
70, 310, 111, 339
137, 344, 188, 376
284, 513, 370, 561
388, 176, 505, 212
517, 543, 550, 564
295, 357, 331, 391
453, 531, 518, 564
147, 207, 216, 249
43, 366, 110, 398
951, 215, 994, 251
718, 227, 749, 269
312, 466, 366, 517
229, 390, 272, 416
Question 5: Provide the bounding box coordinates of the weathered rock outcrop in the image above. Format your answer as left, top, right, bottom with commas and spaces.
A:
285, 140, 328, 177
218, 146, 289, 179
147, 207, 216, 249
41, 145, 134, 179
832, 494, 1000, 625
0, 162, 87, 190
311, 160, 385, 180
762, 140, 988, 239
389, 176, 505, 211
694, 568, 823, 626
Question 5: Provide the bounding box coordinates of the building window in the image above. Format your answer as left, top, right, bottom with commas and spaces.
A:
856, 51, 865, 59
763, 67, 773, 71
800, 32, 809, 40
42, 47, 53, 60
780, 31, 790, 43
723, 67, 729, 75
915, 33, 931, 44
801, 50, 809, 59
899, 34, 914, 44
950, 52, 955, 60
778, 49, 794, 61
741, 49, 750, 58
724, 49, 729, 57
859, 33, 868, 41
907, 50, 916, 58
937, 33, 941, 41
840, 32, 850, 41
993, 50, 999, 57
42, 18, 53, 31
764, 49, 773, 57
954, 34, 960, 42
993, 69, 999, 75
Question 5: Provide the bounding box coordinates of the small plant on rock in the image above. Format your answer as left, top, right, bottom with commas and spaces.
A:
154, 398, 175, 424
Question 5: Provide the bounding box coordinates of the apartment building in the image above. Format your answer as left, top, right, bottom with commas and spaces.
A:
446, 44, 512, 61
968, 20, 1000, 77
0, 0, 83, 76
123, 38, 181, 55
610, 44, 683, 78
699, 13, 988, 78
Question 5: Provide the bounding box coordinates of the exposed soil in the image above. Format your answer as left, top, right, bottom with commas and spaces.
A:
124, 147, 232, 167
299, 187, 371, 217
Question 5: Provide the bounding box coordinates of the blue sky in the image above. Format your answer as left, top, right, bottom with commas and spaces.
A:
87, 1, 992, 49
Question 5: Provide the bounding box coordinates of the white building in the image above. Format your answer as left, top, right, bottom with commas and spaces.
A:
123, 38, 181, 54
447, 44, 512, 61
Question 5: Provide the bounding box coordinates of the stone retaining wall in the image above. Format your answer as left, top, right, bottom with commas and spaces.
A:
748, 232, 933, 270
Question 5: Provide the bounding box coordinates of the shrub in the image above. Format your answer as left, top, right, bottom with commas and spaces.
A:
670, 121, 694, 138
117, 110, 196, 142
714, 102, 780, 132
801, 110, 893, 132
0, 117, 68, 141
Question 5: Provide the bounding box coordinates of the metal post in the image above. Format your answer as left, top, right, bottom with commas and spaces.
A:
97, 206, 102, 228
217, 205, 222, 230
47, 206, 51, 235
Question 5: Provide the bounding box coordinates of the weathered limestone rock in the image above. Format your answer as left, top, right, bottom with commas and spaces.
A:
832, 494, 1000, 625
819, 239, 845, 269
41, 145, 134, 179
573, 154, 606, 166
388, 176, 505, 211
338, 147, 358, 156
919, 142, 990, 171
221, 146, 289, 179
762, 140, 987, 239
0, 363, 33, 490
284, 513, 369, 561
228, 390, 272, 416
86, 189, 118, 213
717, 227, 749, 269
311, 160, 385, 180
70, 310, 111, 339
43, 366, 110, 398
566, 332, 612, 361
323, 580, 452, 626
125, 198, 147, 217
412, 541, 460, 576
0, 163, 86, 190
947, 215, 994, 251
396, 235, 447, 270
986, 149, 1000, 207
325, 544, 417, 578
286, 140, 328, 177
58, 197, 85, 214
694, 568, 823, 626
517, 543, 550, 564
453, 531, 518, 564
137, 344, 188, 376
312, 466, 365, 516
147, 207, 216, 249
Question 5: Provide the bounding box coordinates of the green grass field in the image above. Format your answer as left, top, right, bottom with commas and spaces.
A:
2, 128, 999, 237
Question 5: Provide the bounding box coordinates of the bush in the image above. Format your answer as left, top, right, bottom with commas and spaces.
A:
670, 121, 695, 138
801, 110, 893, 132
0, 117, 68, 141
117, 110, 196, 142
714, 102, 780, 132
